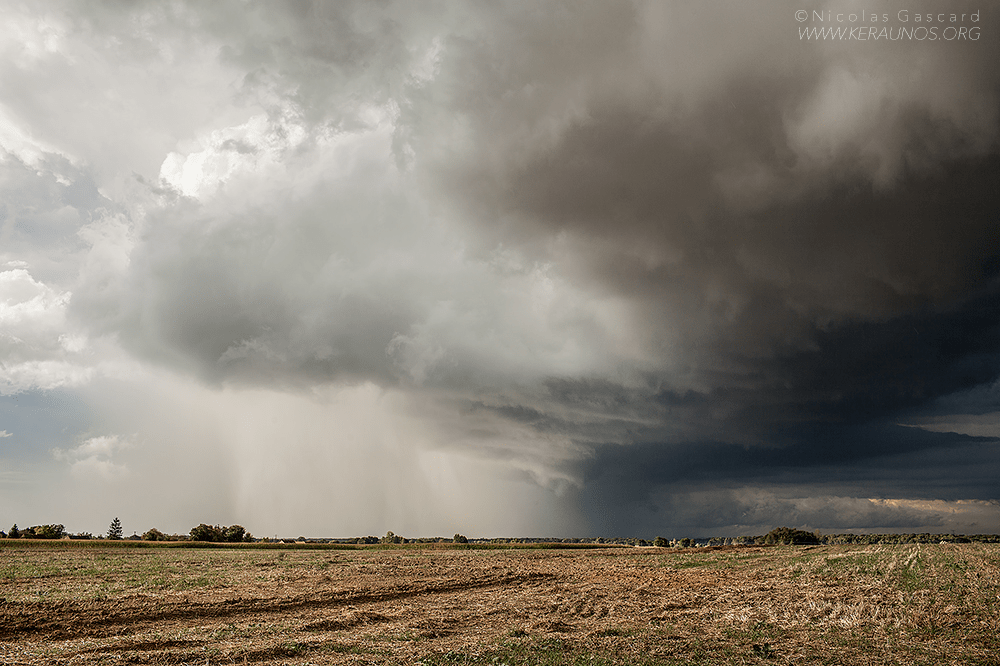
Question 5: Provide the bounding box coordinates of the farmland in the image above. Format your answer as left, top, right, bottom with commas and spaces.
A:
1, 542, 998, 665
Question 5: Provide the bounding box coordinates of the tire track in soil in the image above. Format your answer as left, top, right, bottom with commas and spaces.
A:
59, 639, 351, 665
0, 571, 554, 641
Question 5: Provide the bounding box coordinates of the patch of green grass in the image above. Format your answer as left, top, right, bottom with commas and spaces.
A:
0, 560, 62, 581
659, 553, 720, 570
894, 561, 924, 593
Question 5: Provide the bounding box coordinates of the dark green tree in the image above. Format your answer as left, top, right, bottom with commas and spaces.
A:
8, 524, 19, 539
764, 527, 819, 545
142, 528, 167, 541
452, 533, 468, 544
653, 536, 668, 547
107, 517, 123, 540
223, 525, 247, 542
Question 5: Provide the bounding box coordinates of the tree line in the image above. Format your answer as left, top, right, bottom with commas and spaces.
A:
4, 522, 1000, 545
1, 519, 253, 542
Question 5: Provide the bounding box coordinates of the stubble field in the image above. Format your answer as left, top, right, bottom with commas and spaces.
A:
1, 542, 998, 665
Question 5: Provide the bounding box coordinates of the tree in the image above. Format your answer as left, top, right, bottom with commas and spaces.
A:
9, 524, 19, 539
223, 525, 247, 543
190, 524, 224, 542
653, 536, 668, 547
188, 524, 253, 543
142, 528, 167, 541
32, 524, 65, 539
453, 533, 468, 544
107, 517, 123, 540
764, 527, 819, 545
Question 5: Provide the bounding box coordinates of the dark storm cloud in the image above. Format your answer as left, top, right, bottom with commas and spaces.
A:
532, 246, 1000, 530
579, 427, 1000, 501
413, 0, 1000, 496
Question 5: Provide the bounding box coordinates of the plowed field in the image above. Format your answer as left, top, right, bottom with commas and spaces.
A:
1, 543, 998, 665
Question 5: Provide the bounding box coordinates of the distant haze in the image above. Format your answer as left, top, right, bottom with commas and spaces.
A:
1, 1, 998, 539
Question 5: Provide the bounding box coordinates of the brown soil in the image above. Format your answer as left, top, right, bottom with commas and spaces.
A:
1, 544, 997, 664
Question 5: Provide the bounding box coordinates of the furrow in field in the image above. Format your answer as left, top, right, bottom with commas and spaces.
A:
0, 571, 555, 640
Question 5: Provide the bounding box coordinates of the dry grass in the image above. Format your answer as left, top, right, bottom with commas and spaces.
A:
1, 542, 998, 664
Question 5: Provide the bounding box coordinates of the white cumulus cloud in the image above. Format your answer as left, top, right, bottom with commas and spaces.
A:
52, 434, 132, 480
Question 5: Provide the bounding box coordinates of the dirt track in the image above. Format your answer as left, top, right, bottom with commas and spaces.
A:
1, 544, 998, 664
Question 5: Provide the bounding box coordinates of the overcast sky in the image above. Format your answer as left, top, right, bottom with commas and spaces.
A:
1, 1, 998, 539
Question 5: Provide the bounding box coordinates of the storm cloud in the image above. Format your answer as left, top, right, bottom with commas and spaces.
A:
1, 0, 998, 537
